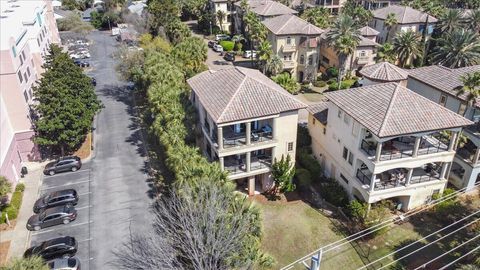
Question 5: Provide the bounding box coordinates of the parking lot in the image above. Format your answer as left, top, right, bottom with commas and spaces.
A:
30, 163, 93, 269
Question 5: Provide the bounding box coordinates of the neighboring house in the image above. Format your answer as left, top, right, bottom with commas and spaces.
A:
52, 0, 61, 10
127, 1, 147, 17
262, 14, 324, 82
370, 5, 437, 44
234, 0, 297, 34
407, 65, 480, 191
359, 61, 409, 86
187, 67, 306, 195
0, 0, 60, 183
209, 0, 235, 33
53, 9, 74, 20
312, 0, 347, 14
319, 28, 378, 74
307, 83, 472, 210
360, 0, 401, 10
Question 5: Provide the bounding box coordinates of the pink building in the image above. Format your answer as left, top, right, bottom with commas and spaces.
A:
0, 0, 60, 183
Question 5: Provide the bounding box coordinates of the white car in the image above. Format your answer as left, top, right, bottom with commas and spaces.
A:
215, 34, 230, 41
69, 53, 80, 59
47, 257, 80, 270
213, 44, 223, 52
243, 50, 257, 58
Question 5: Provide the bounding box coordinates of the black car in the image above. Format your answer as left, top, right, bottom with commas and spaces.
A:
208, 40, 217, 48
43, 156, 82, 176
27, 205, 77, 231
33, 189, 79, 214
91, 77, 97, 86
24, 236, 77, 260
73, 60, 90, 68
224, 52, 235, 62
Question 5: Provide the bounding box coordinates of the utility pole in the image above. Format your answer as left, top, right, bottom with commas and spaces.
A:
309, 249, 323, 270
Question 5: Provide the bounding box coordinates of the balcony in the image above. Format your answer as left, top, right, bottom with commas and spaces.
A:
456, 138, 479, 166
220, 119, 274, 150
282, 45, 296, 52
223, 149, 273, 176
356, 56, 370, 65
283, 60, 296, 69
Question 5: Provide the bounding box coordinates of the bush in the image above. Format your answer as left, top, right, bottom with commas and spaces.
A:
296, 125, 312, 149
0, 176, 12, 197
347, 200, 368, 221
313, 80, 327, 87
297, 150, 322, 181
219, 40, 234, 51
326, 67, 338, 78
320, 178, 349, 207
295, 168, 312, 191
15, 183, 25, 192
327, 78, 337, 84
10, 191, 23, 209
342, 79, 356, 89
0, 188, 24, 224
328, 82, 339, 91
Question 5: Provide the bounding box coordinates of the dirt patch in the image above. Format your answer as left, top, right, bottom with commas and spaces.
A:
0, 219, 16, 231
74, 132, 92, 159
248, 191, 303, 205
0, 241, 10, 266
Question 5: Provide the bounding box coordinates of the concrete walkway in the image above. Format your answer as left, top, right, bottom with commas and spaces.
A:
0, 162, 46, 261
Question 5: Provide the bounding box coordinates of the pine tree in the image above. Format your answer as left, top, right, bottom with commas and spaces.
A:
32, 44, 102, 156
271, 154, 296, 193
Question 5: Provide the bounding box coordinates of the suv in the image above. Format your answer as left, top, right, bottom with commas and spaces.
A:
215, 34, 230, 41
224, 52, 235, 62
213, 44, 223, 52
27, 205, 77, 231
208, 40, 217, 48
44, 156, 82, 176
24, 236, 77, 260
33, 189, 79, 214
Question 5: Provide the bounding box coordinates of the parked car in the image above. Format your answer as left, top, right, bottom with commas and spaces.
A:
224, 52, 235, 62
43, 156, 82, 176
91, 77, 97, 86
208, 40, 217, 48
47, 257, 81, 270
24, 236, 77, 260
243, 50, 257, 58
33, 189, 79, 214
27, 205, 77, 231
73, 60, 90, 68
215, 34, 230, 41
213, 44, 223, 52
69, 53, 81, 59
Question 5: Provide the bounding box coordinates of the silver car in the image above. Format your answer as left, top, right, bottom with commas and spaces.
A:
47, 257, 81, 270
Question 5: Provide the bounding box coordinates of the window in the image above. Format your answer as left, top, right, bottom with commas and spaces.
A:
24, 72, 28, 82
11, 46, 17, 57
338, 108, 343, 118
348, 152, 354, 165
340, 174, 349, 184
21, 51, 25, 60
323, 127, 326, 134
344, 114, 350, 124
286, 37, 291, 45
300, 55, 305, 64
27, 67, 31, 77
322, 56, 330, 64
342, 147, 348, 160
459, 103, 467, 115
37, 38, 40, 47
312, 117, 316, 125
439, 94, 447, 106
23, 91, 28, 102
308, 55, 314, 65
19, 54, 23, 66
360, 51, 366, 57
287, 142, 294, 152
17, 70, 23, 83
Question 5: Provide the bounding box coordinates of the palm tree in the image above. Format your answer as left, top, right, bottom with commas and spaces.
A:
243, 11, 267, 67
431, 29, 480, 68
265, 55, 283, 76
258, 40, 273, 74
376, 43, 397, 63
392, 30, 423, 67
4, 256, 49, 270
458, 265, 480, 270
437, 9, 464, 33
325, 15, 362, 82
300, 7, 330, 29
232, 34, 245, 52
216, 10, 226, 32
272, 73, 300, 94
384, 12, 398, 42
466, 9, 480, 32
456, 71, 480, 111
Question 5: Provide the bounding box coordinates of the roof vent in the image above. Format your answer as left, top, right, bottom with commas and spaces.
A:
4, 9, 14, 13
11, 4, 20, 8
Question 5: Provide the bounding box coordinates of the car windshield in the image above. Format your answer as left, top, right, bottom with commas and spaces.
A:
39, 211, 47, 220
43, 195, 51, 203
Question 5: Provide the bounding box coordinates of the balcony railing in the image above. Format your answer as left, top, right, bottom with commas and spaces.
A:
251, 155, 272, 171
356, 169, 371, 185
283, 60, 295, 69
409, 173, 440, 185
361, 140, 377, 157
223, 135, 247, 148
282, 45, 296, 52
457, 147, 476, 164
224, 162, 247, 175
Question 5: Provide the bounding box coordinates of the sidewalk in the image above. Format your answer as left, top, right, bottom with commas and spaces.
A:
0, 162, 46, 262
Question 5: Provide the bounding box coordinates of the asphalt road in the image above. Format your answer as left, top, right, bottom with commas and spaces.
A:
31, 31, 153, 270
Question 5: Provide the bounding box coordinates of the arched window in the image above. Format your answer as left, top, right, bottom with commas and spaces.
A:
300, 55, 305, 64
308, 55, 314, 65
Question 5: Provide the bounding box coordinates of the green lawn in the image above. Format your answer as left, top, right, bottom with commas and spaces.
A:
255, 199, 364, 270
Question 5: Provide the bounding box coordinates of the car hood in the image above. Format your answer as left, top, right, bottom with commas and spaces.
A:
27, 215, 40, 225
33, 198, 46, 212
44, 161, 56, 169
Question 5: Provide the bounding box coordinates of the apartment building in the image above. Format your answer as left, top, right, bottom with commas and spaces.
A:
262, 14, 324, 82
0, 0, 60, 183
407, 65, 480, 191
360, 0, 401, 10
370, 5, 437, 44
307, 83, 472, 210
188, 67, 306, 195
312, 0, 347, 14
359, 61, 408, 86
209, 0, 235, 33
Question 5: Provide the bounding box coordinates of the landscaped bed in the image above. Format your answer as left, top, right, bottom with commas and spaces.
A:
0, 241, 10, 266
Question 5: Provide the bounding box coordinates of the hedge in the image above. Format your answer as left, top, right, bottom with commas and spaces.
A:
219, 40, 234, 51
0, 189, 24, 223
319, 178, 349, 208
313, 80, 327, 87
295, 168, 312, 191
297, 150, 322, 181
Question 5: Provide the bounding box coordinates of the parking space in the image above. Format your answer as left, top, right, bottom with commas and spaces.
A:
30, 163, 92, 270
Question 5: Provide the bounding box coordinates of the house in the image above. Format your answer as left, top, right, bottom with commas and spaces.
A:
359, 61, 409, 86
187, 67, 306, 195
370, 5, 437, 44
127, 1, 147, 17
209, 0, 235, 33
407, 65, 480, 191
360, 0, 401, 10
312, 0, 347, 14
262, 14, 324, 82
233, 0, 297, 34
307, 83, 472, 210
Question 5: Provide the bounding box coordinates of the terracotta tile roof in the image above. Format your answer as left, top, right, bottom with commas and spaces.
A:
236, 0, 298, 17
262, 14, 324, 35
408, 65, 480, 107
187, 67, 307, 124
324, 83, 473, 138
307, 102, 329, 124
359, 26, 380, 36
373, 5, 438, 24
359, 36, 379, 47
360, 62, 409, 82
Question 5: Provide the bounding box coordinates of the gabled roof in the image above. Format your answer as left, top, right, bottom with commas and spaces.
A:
307, 102, 329, 125
408, 65, 480, 107
359, 26, 380, 36
373, 5, 438, 24
237, 0, 298, 17
359, 36, 379, 47
360, 62, 409, 82
262, 14, 324, 35
187, 67, 306, 124
324, 83, 472, 138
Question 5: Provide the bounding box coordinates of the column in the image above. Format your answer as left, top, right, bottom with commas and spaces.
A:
449, 131, 458, 151
272, 117, 278, 140
217, 127, 223, 150
375, 142, 382, 162
369, 173, 376, 192
219, 157, 224, 171
248, 176, 255, 196
208, 120, 213, 139
440, 162, 449, 179
246, 152, 251, 172
246, 121, 251, 145
412, 137, 421, 157
406, 168, 413, 186
473, 148, 480, 164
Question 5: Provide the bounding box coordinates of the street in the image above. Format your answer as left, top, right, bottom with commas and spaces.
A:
31, 31, 153, 269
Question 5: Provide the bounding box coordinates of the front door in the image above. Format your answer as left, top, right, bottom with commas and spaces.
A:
298, 71, 304, 82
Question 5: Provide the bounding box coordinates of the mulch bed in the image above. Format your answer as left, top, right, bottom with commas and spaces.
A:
0, 241, 10, 266
0, 220, 16, 231
73, 132, 92, 159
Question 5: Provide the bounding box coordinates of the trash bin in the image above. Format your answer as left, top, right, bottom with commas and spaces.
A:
21, 166, 28, 177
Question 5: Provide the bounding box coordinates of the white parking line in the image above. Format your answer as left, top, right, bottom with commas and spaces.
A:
43, 176, 90, 183
75, 205, 92, 210
31, 220, 93, 236
77, 238, 93, 243
41, 180, 91, 190
78, 192, 92, 196
43, 169, 91, 179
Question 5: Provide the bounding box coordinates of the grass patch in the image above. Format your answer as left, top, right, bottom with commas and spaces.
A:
300, 92, 325, 103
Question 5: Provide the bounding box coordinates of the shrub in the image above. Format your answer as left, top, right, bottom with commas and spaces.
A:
10, 191, 23, 209
313, 80, 327, 87
297, 151, 322, 181
342, 79, 356, 89
0, 176, 12, 197
326, 67, 338, 78
328, 82, 339, 91
320, 178, 349, 207
219, 40, 234, 51
296, 125, 312, 149
15, 183, 25, 192
327, 78, 337, 84
347, 200, 368, 221
295, 168, 312, 191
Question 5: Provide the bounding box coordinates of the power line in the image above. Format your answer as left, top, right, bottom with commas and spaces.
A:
438, 245, 480, 270
413, 233, 480, 270
281, 182, 480, 270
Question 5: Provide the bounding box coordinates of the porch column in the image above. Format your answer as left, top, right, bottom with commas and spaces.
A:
406, 168, 413, 186
246, 121, 251, 145
272, 117, 278, 139
412, 137, 421, 157
473, 148, 480, 165
375, 142, 382, 162
246, 152, 251, 172
219, 157, 224, 171
248, 176, 255, 196
217, 127, 223, 150
440, 162, 449, 179
369, 173, 376, 192
449, 131, 458, 151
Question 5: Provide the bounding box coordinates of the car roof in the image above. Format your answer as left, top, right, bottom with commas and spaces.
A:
43, 236, 75, 247
42, 204, 73, 215
49, 257, 79, 268
58, 156, 79, 161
